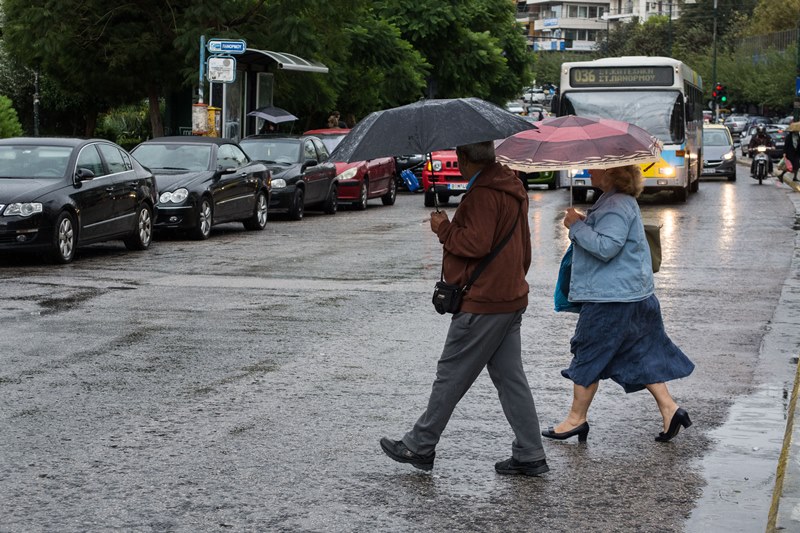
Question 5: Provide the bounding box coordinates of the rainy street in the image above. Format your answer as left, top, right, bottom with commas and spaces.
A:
2, 161, 799, 532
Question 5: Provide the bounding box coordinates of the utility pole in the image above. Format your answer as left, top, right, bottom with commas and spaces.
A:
712, 0, 718, 122
795, 20, 800, 122
33, 69, 40, 137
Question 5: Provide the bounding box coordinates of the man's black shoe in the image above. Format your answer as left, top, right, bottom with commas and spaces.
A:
380, 437, 435, 471
494, 457, 549, 476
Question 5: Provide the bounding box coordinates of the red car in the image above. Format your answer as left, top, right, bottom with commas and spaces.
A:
420, 150, 468, 207
304, 128, 397, 209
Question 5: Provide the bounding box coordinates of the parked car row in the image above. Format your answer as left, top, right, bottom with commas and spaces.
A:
1, 128, 400, 264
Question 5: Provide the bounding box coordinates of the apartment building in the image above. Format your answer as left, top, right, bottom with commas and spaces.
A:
515, 1, 610, 52
516, 1, 695, 52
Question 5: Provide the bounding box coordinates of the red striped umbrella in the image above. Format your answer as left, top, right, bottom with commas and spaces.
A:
495, 115, 662, 172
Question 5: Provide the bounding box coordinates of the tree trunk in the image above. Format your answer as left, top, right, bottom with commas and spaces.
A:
148, 86, 164, 138
84, 110, 97, 137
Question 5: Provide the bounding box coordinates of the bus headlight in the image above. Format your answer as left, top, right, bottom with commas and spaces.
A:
658, 166, 675, 177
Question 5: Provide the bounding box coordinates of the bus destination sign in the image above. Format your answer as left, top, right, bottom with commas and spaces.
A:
570, 66, 674, 87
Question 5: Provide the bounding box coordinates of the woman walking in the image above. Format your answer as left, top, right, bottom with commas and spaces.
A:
544, 165, 694, 443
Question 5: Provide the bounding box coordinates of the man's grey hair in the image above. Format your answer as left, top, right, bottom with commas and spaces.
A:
456, 141, 496, 165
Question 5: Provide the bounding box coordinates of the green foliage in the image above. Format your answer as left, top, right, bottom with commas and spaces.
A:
0, 95, 23, 138
375, 0, 532, 104
533, 52, 585, 87
95, 102, 152, 149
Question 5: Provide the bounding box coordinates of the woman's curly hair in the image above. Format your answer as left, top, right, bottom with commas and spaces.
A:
606, 164, 644, 197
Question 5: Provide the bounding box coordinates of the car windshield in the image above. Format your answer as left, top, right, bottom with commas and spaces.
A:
0, 145, 72, 178
317, 135, 346, 153
560, 90, 684, 144
239, 139, 300, 164
702, 130, 731, 147
132, 143, 212, 171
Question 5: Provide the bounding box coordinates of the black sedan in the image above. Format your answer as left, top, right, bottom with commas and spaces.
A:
239, 135, 338, 220
0, 137, 156, 263
130, 137, 271, 239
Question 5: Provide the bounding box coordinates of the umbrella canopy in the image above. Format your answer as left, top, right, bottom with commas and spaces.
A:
329, 98, 537, 163
247, 106, 298, 124
495, 115, 662, 172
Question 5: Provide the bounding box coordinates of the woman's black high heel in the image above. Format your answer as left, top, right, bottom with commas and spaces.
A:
541, 422, 590, 442
655, 407, 692, 442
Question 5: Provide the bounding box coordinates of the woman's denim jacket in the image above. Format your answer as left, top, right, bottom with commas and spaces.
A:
568, 189, 654, 303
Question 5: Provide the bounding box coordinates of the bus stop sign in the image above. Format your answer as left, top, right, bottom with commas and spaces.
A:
207, 39, 246, 55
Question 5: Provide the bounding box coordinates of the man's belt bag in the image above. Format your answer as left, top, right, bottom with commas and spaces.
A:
432, 205, 521, 315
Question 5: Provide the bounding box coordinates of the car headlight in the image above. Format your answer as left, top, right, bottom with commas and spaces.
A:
432, 160, 443, 171
159, 188, 189, 204
3, 202, 43, 217
271, 178, 287, 188
722, 151, 734, 160
336, 167, 358, 180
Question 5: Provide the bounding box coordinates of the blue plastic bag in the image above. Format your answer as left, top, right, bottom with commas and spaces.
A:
401, 169, 420, 192
554, 244, 582, 313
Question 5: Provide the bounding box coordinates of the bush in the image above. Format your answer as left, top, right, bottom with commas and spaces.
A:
0, 95, 24, 138
96, 102, 150, 149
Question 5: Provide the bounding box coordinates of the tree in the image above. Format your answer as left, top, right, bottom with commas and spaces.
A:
0, 95, 23, 138
374, 0, 532, 104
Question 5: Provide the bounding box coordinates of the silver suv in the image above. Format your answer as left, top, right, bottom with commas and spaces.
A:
723, 115, 749, 138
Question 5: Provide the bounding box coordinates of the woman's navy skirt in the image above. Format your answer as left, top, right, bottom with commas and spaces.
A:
561, 294, 694, 393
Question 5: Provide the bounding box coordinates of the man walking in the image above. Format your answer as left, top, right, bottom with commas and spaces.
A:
380, 141, 548, 476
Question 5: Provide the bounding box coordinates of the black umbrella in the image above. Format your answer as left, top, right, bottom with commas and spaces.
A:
247, 106, 298, 124
329, 98, 537, 163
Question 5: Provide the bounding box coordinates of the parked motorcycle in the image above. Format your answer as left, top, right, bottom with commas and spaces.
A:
752, 145, 769, 185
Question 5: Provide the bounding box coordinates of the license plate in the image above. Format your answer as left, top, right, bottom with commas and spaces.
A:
449, 183, 467, 190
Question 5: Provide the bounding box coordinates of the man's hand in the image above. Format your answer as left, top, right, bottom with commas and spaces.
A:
563, 207, 585, 229
430, 211, 449, 233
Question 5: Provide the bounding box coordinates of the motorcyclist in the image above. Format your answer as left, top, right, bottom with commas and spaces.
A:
750, 124, 775, 176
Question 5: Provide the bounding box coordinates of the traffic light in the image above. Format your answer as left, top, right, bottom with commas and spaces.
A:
712, 83, 728, 105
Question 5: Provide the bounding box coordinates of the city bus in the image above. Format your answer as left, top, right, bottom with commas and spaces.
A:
556, 56, 703, 202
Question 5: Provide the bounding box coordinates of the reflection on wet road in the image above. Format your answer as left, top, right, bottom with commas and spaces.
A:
1, 165, 798, 531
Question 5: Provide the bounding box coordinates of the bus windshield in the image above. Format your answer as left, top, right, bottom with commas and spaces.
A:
560, 90, 685, 144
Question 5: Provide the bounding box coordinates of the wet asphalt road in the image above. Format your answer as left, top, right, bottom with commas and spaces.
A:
1, 163, 797, 532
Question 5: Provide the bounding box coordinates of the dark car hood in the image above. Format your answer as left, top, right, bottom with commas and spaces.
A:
0, 178, 67, 203
151, 170, 216, 190
704, 145, 733, 159
263, 163, 301, 180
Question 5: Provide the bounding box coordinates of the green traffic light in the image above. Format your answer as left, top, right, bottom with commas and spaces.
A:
720, 95, 727, 103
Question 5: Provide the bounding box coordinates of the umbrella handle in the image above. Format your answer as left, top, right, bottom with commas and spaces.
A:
428, 152, 440, 213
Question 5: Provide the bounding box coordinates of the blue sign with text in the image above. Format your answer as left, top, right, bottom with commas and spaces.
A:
207, 39, 246, 55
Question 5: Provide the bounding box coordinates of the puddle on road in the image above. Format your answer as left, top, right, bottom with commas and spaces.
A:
686, 383, 789, 532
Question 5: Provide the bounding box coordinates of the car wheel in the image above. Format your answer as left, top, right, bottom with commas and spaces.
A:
381, 178, 397, 206
519, 175, 530, 191
288, 188, 305, 220
50, 210, 76, 264
243, 191, 268, 230
728, 174, 736, 182
192, 197, 213, 240
437, 192, 449, 205
424, 189, 436, 207
356, 180, 368, 210
324, 184, 338, 215
123, 203, 153, 250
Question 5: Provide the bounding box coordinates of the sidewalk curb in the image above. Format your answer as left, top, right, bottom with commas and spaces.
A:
769, 177, 800, 531
768, 355, 800, 531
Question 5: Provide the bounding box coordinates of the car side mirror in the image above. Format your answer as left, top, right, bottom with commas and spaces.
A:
303, 159, 318, 170
75, 167, 95, 181
219, 166, 237, 175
